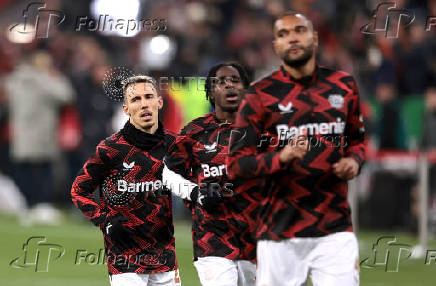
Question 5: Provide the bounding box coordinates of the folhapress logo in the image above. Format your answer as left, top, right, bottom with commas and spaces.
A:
360, 236, 412, 272
202, 164, 226, 178
117, 179, 163, 193
9, 2, 66, 40
360, 2, 415, 38
276, 118, 345, 141
9, 236, 65, 272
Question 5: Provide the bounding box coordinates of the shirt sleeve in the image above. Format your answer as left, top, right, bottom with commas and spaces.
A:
164, 124, 198, 181
226, 87, 287, 180
70, 140, 111, 228
343, 77, 366, 168
162, 165, 197, 200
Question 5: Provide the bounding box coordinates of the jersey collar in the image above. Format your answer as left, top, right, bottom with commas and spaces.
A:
279, 65, 320, 86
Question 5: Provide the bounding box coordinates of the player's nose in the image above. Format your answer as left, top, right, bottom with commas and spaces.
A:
288, 31, 300, 43
224, 79, 235, 89
140, 97, 150, 108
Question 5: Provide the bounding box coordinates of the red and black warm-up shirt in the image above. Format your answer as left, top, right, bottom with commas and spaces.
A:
227, 66, 366, 241
164, 112, 258, 261
71, 121, 178, 275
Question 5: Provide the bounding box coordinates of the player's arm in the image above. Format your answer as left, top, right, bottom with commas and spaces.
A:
343, 77, 366, 165
71, 141, 112, 228
162, 165, 197, 200
227, 88, 290, 180
163, 127, 198, 200
333, 77, 366, 180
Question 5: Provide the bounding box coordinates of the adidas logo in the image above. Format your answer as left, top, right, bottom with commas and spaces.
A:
123, 161, 135, 169
278, 102, 293, 114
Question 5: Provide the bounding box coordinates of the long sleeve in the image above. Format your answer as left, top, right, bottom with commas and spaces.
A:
164, 126, 197, 180
226, 89, 287, 180
71, 141, 111, 228
162, 165, 197, 200
343, 77, 366, 167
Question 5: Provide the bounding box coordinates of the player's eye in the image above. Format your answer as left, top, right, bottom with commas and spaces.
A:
130, 96, 140, 102
145, 94, 155, 99
218, 78, 227, 85
295, 26, 307, 33
231, 77, 241, 83
277, 30, 287, 37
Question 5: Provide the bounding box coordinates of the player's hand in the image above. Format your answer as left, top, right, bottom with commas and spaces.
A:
279, 130, 309, 164
332, 157, 359, 180
105, 214, 136, 249
190, 185, 222, 212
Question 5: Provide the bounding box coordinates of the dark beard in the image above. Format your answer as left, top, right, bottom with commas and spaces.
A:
283, 43, 314, 68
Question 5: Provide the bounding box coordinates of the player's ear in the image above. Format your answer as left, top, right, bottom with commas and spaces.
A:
313, 31, 319, 48
122, 102, 129, 116
273, 37, 282, 56
209, 93, 215, 105
158, 95, 163, 110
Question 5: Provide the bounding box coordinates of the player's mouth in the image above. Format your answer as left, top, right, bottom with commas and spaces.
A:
287, 45, 303, 55
140, 111, 153, 121
225, 92, 239, 103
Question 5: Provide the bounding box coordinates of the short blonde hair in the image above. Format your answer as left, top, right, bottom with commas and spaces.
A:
121, 75, 159, 101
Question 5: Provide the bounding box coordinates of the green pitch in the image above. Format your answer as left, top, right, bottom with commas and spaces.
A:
0, 213, 435, 286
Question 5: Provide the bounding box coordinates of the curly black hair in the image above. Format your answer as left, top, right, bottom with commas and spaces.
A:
205, 62, 250, 107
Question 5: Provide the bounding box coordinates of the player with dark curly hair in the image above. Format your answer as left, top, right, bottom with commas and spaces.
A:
163, 63, 257, 286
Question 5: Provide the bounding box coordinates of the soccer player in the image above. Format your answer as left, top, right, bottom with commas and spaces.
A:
227, 12, 366, 286
71, 76, 181, 286
163, 63, 257, 286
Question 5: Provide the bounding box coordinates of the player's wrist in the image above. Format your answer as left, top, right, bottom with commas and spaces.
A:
189, 186, 200, 202
278, 149, 288, 163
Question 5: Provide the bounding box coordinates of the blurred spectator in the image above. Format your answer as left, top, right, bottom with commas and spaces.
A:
394, 21, 429, 97
373, 82, 409, 150
0, 83, 9, 176
421, 86, 436, 208
5, 50, 74, 223
372, 60, 409, 150
68, 37, 115, 163
367, 67, 412, 230
421, 87, 436, 151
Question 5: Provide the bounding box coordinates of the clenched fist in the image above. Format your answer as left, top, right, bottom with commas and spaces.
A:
279, 130, 309, 164
332, 157, 359, 180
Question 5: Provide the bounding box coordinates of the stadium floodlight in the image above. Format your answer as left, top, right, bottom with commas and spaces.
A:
150, 35, 170, 55
140, 35, 175, 70
90, 0, 141, 37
